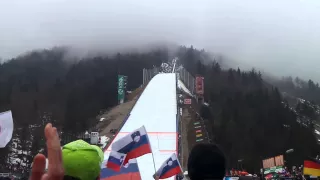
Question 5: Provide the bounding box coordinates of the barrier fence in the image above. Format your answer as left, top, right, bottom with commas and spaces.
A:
142, 67, 160, 85
176, 73, 185, 180
177, 67, 195, 95
143, 65, 195, 96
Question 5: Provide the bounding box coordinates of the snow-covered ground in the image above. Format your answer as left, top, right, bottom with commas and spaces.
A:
2, 124, 38, 176
1, 111, 56, 176
103, 73, 178, 180
282, 93, 320, 141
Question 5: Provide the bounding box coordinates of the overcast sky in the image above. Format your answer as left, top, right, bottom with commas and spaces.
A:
0, 0, 319, 81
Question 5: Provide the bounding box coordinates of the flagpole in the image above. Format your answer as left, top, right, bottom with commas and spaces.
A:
151, 152, 157, 173
176, 153, 184, 180
145, 126, 157, 174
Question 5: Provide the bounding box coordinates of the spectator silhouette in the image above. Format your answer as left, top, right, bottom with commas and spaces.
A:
153, 143, 226, 180
187, 143, 226, 180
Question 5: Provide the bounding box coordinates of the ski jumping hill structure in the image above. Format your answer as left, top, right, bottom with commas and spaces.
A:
104, 73, 178, 180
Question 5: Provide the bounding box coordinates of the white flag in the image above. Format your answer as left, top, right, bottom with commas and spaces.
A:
0, 110, 14, 148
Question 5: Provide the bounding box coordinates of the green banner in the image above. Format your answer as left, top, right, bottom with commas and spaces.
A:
118, 75, 127, 103
118, 88, 124, 101
264, 166, 284, 174
118, 75, 124, 89
118, 75, 124, 101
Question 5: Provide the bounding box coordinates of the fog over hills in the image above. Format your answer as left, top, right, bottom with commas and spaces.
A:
1, 0, 320, 81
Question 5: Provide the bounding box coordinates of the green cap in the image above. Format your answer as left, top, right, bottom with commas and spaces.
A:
62, 140, 104, 180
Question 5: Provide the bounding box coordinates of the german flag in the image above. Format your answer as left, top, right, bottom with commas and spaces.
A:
304, 159, 320, 176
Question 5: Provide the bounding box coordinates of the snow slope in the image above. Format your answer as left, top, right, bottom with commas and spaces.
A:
104, 73, 178, 180
178, 79, 193, 97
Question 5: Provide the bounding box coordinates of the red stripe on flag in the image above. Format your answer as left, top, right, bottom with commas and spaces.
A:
100, 173, 141, 180
304, 160, 320, 169
106, 161, 121, 172
160, 166, 182, 179
123, 144, 152, 165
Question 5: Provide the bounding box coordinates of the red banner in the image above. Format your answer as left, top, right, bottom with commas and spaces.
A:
184, 99, 192, 105
195, 76, 204, 95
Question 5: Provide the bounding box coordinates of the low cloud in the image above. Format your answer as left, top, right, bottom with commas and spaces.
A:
0, 0, 319, 80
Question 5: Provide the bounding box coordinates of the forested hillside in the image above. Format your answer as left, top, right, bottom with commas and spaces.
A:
176, 46, 320, 173
0, 45, 319, 175
272, 76, 320, 105
0, 47, 168, 173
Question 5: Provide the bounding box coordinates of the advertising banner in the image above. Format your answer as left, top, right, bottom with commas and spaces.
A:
263, 166, 285, 175
195, 76, 204, 95
262, 155, 284, 169
263, 158, 275, 169
275, 155, 284, 166
118, 75, 128, 103
184, 99, 192, 105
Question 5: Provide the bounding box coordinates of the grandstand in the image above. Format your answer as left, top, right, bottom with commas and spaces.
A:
103, 73, 178, 180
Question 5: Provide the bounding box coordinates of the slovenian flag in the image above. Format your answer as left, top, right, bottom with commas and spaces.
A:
155, 153, 183, 179
111, 126, 152, 165
106, 151, 127, 172
101, 159, 141, 180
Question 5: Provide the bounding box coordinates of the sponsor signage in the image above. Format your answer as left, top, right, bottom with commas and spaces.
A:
184, 98, 192, 104
195, 76, 204, 95
263, 158, 275, 169
262, 155, 284, 169
118, 75, 128, 104
0, 173, 10, 177
275, 155, 284, 166
264, 166, 285, 175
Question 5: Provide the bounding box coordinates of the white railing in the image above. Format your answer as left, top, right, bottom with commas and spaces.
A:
142, 67, 160, 85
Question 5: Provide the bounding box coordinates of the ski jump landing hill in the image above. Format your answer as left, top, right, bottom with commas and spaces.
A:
104, 73, 178, 180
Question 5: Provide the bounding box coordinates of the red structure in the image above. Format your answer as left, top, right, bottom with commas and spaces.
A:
195, 76, 204, 95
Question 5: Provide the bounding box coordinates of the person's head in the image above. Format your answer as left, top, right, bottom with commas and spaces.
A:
63, 175, 81, 180
62, 140, 104, 180
187, 143, 226, 180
